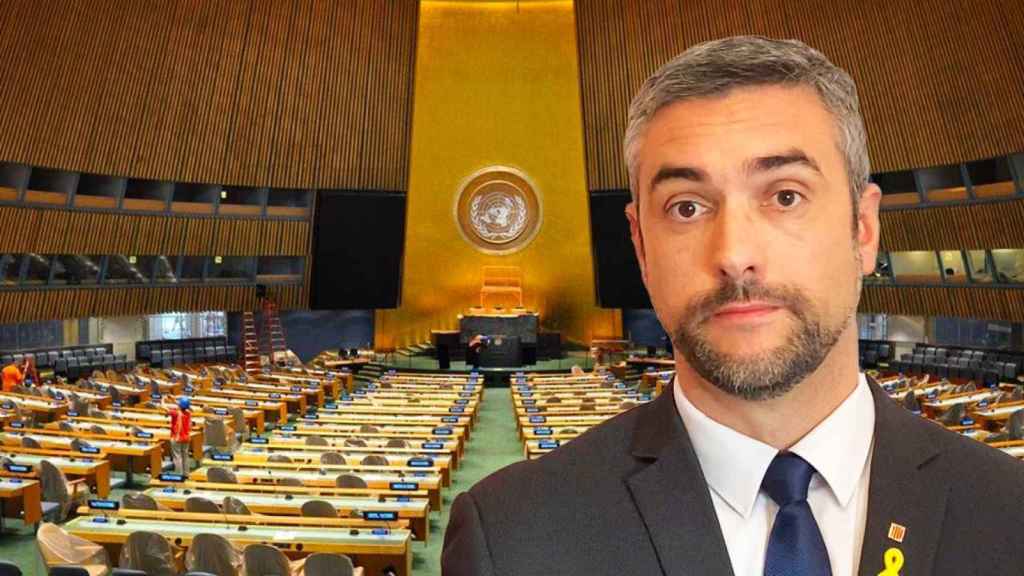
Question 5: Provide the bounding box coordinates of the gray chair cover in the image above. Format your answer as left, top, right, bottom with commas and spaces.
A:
299, 499, 338, 518
384, 439, 408, 448
267, 454, 292, 463
39, 459, 83, 521
359, 455, 388, 466
21, 436, 41, 449
186, 532, 241, 576
343, 438, 367, 448
228, 408, 247, 441
36, 522, 112, 576
207, 467, 238, 484
320, 452, 346, 466
118, 530, 179, 576
70, 438, 95, 452
89, 425, 107, 435
184, 496, 222, 514
222, 496, 252, 516
560, 428, 579, 435
335, 474, 367, 489
305, 436, 328, 446
59, 421, 76, 433
358, 425, 379, 433
204, 419, 232, 451
277, 477, 303, 487
122, 492, 160, 511
302, 553, 355, 576
619, 401, 638, 410
242, 543, 291, 576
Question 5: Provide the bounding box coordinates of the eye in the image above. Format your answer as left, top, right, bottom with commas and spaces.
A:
668, 200, 711, 221
769, 189, 804, 209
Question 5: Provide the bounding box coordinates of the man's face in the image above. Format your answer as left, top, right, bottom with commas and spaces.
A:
626, 85, 881, 400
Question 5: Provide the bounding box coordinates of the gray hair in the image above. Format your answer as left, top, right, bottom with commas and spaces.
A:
624, 36, 870, 211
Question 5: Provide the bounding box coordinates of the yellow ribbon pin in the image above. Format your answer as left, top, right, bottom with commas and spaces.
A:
877, 547, 904, 576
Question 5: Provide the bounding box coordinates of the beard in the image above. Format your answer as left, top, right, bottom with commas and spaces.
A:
670, 274, 858, 402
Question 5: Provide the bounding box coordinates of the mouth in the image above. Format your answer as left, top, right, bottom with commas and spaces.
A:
710, 302, 782, 322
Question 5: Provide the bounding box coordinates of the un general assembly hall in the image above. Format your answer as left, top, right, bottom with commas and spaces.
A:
0, 1, 1023, 575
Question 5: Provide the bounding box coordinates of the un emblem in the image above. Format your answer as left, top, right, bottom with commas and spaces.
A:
455, 167, 541, 254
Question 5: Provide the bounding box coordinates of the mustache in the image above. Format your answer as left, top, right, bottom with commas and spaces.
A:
685, 278, 812, 325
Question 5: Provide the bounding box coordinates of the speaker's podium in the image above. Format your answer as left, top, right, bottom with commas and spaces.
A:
458, 266, 539, 368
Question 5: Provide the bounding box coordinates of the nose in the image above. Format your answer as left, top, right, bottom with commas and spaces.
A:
707, 199, 763, 285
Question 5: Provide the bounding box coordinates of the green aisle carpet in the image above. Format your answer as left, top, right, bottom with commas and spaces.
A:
0, 387, 524, 576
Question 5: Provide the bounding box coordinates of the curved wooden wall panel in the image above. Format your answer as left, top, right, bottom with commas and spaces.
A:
0, 0, 418, 190
879, 199, 1024, 252
576, 0, 1024, 191
861, 285, 1024, 323
0, 285, 303, 324
0, 206, 308, 256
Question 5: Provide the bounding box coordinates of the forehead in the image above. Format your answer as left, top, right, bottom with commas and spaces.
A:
637, 84, 842, 183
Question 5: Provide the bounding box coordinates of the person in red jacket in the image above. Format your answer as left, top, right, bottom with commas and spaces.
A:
161, 395, 192, 475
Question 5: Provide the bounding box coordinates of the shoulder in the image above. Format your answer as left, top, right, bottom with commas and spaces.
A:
466, 399, 656, 514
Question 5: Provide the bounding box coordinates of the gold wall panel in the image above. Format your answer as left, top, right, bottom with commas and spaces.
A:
375, 1, 620, 348
575, 0, 1024, 190
861, 285, 1024, 323
0, 0, 417, 190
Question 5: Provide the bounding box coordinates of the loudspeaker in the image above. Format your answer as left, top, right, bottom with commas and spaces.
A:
311, 190, 407, 309
588, 190, 651, 308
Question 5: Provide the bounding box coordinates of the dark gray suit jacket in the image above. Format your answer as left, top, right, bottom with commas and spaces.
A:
442, 381, 1024, 575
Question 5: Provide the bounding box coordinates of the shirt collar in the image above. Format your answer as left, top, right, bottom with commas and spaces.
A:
674, 373, 875, 517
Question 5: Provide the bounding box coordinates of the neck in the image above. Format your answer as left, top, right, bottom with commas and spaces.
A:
674, 323, 860, 450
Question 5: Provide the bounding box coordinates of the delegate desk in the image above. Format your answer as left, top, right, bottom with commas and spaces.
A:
0, 448, 111, 496
149, 478, 433, 509
188, 395, 286, 423
973, 401, 1024, 429
224, 450, 452, 485
2, 429, 162, 485
317, 405, 479, 427
284, 423, 467, 452
197, 387, 306, 415
0, 394, 68, 423
208, 380, 325, 408
302, 414, 474, 439
921, 390, 1002, 418
65, 514, 412, 576
0, 477, 41, 527
190, 466, 443, 510
146, 487, 430, 543
248, 438, 460, 469
45, 418, 203, 459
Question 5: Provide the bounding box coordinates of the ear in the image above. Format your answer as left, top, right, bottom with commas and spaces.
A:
625, 199, 649, 285
856, 183, 882, 275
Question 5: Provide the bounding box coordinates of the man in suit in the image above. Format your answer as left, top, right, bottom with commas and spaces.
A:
442, 36, 1024, 575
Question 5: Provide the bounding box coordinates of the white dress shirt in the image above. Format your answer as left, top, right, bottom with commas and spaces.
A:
673, 373, 875, 576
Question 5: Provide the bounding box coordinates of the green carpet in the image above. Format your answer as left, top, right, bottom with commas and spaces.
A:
1, 387, 524, 576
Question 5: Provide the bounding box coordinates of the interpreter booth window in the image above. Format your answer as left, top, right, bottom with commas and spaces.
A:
939, 251, 968, 284
857, 313, 888, 341
918, 164, 966, 203
0, 254, 23, 286
178, 256, 205, 283
888, 251, 941, 283
865, 252, 893, 284
50, 255, 102, 285
152, 256, 178, 283
23, 254, 52, 285
991, 250, 1024, 284
965, 250, 995, 283
104, 255, 149, 285
934, 317, 1012, 349
872, 170, 919, 207
966, 157, 1017, 198
148, 311, 226, 340
256, 256, 304, 283
207, 256, 253, 283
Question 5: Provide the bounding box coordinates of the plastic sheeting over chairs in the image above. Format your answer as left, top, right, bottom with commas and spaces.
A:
36, 522, 111, 576
184, 496, 222, 514
301, 553, 357, 576
359, 455, 388, 466
121, 492, 161, 511
39, 460, 88, 521
185, 533, 241, 576
299, 499, 338, 518
242, 544, 292, 576
304, 436, 328, 447
335, 474, 367, 489
222, 496, 252, 516
320, 452, 346, 466
118, 531, 180, 576
206, 467, 237, 484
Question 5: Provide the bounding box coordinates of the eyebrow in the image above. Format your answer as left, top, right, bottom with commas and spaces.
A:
647, 149, 823, 192
746, 149, 823, 176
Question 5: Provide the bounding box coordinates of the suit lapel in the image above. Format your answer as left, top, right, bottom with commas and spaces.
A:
858, 380, 950, 576
624, 391, 735, 576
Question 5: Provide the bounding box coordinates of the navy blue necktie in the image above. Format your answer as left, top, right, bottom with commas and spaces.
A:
762, 453, 832, 576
